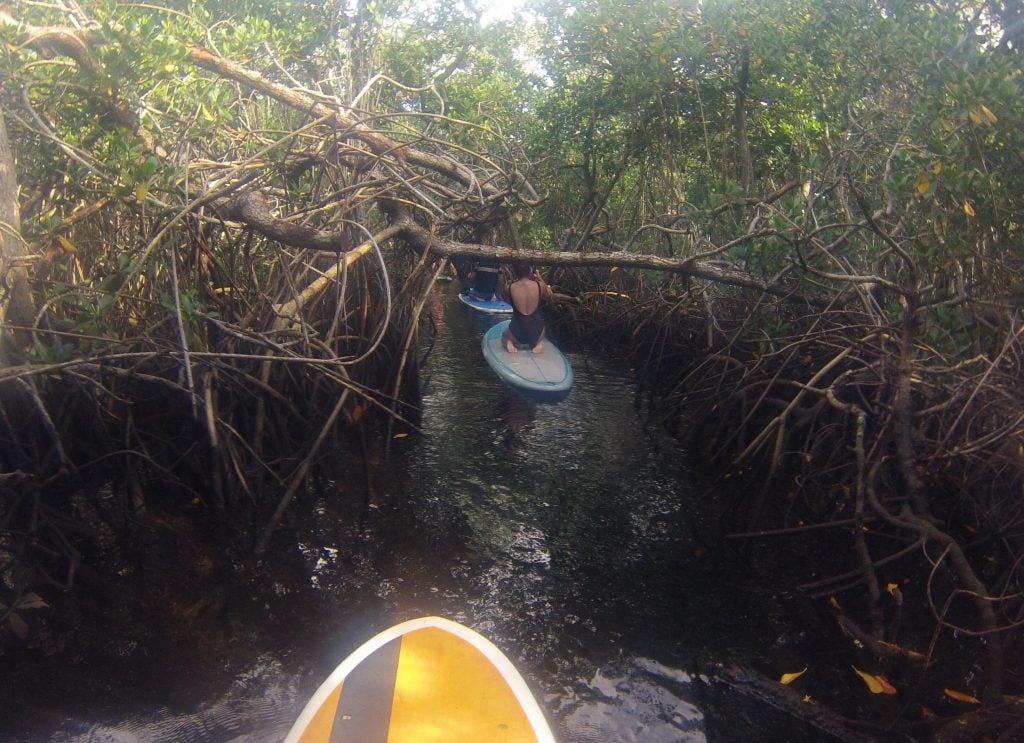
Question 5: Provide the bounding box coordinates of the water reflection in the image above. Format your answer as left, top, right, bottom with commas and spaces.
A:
427, 282, 446, 330
494, 388, 536, 449
371, 285, 718, 739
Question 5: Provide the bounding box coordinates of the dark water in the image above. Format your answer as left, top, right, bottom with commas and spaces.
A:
4, 284, 844, 742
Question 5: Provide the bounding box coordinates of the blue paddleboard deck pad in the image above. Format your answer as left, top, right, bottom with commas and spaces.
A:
459, 291, 513, 314
482, 320, 573, 394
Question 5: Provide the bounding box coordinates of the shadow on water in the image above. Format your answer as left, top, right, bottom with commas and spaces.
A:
3, 283, 853, 742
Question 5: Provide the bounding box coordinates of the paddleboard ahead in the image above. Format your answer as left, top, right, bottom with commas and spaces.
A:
285, 616, 556, 743
459, 290, 513, 314
482, 320, 573, 395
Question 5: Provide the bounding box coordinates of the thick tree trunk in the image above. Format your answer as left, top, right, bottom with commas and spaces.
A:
0, 106, 33, 359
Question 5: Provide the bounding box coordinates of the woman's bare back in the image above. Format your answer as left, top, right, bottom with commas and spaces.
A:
509, 277, 542, 315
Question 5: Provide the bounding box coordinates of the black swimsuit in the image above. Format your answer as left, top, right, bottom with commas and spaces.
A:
471, 265, 500, 298
509, 303, 544, 347
505, 280, 544, 347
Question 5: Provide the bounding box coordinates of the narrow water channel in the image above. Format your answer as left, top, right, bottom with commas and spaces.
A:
5, 283, 844, 742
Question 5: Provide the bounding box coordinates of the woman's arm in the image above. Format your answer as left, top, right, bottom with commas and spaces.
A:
535, 271, 552, 302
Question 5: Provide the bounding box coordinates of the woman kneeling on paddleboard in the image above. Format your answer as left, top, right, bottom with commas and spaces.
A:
501, 264, 552, 353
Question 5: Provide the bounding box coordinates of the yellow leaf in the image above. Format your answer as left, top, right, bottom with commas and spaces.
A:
916, 174, 931, 194
875, 675, 898, 695
979, 104, 997, 124
135, 182, 150, 202
968, 110, 983, 125
852, 666, 884, 694
599, 25, 608, 33
944, 688, 981, 704
932, 162, 942, 175
57, 236, 78, 254
780, 668, 807, 685
886, 582, 899, 594
802, 694, 813, 702
393, 432, 408, 439
963, 201, 975, 217
877, 640, 926, 661
828, 596, 842, 611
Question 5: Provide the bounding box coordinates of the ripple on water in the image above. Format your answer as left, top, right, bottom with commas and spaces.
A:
554, 657, 707, 743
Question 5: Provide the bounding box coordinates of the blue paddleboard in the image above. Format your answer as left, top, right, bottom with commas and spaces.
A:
459, 291, 513, 314
482, 320, 573, 395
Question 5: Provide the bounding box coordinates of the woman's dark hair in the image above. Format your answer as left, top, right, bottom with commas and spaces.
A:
513, 264, 534, 279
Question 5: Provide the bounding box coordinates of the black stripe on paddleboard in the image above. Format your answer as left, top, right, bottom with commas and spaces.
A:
330, 636, 401, 743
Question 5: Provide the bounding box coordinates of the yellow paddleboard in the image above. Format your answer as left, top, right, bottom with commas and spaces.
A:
285, 616, 557, 743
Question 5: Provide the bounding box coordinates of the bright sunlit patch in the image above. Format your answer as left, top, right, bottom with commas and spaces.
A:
477, 0, 529, 26
387, 627, 537, 741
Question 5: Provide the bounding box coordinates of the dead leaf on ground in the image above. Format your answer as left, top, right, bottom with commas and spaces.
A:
852, 666, 897, 695
944, 688, 981, 704
779, 668, 807, 685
